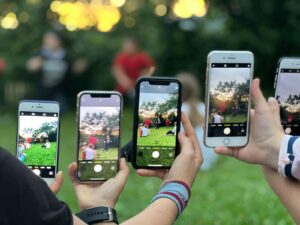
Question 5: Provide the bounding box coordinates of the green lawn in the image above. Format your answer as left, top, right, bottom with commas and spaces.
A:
224, 113, 247, 123
0, 108, 293, 224
24, 142, 56, 166
137, 126, 176, 146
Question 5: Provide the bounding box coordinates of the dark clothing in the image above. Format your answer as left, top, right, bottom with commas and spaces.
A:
0, 147, 72, 225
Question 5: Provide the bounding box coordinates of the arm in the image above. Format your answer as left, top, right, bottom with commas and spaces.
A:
262, 166, 300, 223
122, 199, 177, 225
123, 113, 203, 225
26, 56, 43, 72
112, 65, 133, 91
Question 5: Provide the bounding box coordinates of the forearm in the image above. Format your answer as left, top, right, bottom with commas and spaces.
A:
121, 199, 177, 225
262, 166, 300, 223
112, 67, 132, 89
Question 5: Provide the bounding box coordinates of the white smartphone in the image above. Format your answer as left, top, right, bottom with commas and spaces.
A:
17, 100, 60, 185
274, 57, 300, 136
204, 51, 254, 147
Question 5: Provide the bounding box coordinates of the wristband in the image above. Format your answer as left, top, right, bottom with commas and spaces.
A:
76, 207, 118, 225
278, 135, 300, 180
151, 181, 191, 218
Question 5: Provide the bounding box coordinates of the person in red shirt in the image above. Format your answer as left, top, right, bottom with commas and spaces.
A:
112, 38, 155, 101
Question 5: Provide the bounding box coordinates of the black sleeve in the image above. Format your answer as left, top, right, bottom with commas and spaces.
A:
0, 147, 73, 225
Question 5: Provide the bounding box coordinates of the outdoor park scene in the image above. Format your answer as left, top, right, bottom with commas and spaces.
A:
209, 68, 250, 124
0, 0, 299, 224
18, 116, 58, 166
79, 107, 120, 162
276, 73, 300, 125
137, 92, 178, 147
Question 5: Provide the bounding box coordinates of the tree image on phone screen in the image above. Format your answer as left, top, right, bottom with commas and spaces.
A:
77, 93, 120, 181
136, 81, 180, 167
208, 63, 251, 137
276, 68, 300, 135
17, 111, 58, 178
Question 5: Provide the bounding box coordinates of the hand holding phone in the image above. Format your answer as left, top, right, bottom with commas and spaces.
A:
274, 57, 300, 135
204, 51, 254, 147
17, 101, 60, 185
132, 77, 182, 169
76, 91, 122, 182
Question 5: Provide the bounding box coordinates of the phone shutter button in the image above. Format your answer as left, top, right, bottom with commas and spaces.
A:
94, 164, 102, 173
223, 138, 230, 146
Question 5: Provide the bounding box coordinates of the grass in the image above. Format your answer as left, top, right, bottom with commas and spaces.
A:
223, 113, 247, 123
137, 126, 176, 146
23, 142, 56, 166
0, 108, 294, 224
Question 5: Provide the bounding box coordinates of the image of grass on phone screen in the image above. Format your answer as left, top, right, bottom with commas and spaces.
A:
17, 119, 58, 166
209, 78, 250, 124
137, 92, 178, 147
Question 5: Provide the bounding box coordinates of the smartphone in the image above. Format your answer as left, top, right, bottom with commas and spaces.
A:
204, 51, 254, 147
16, 100, 60, 185
274, 57, 300, 135
76, 91, 122, 181
132, 77, 182, 169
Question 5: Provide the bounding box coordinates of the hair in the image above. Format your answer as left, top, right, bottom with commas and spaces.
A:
176, 72, 204, 127
44, 30, 64, 46
124, 37, 139, 47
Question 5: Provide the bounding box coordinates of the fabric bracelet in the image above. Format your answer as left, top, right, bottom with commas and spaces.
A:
151, 181, 191, 218
278, 135, 300, 180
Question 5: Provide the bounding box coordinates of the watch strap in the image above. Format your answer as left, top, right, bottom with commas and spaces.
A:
76, 207, 118, 225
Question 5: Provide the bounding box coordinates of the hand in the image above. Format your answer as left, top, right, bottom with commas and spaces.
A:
215, 78, 285, 169
137, 112, 203, 188
27, 56, 43, 72
68, 158, 129, 210
49, 171, 64, 194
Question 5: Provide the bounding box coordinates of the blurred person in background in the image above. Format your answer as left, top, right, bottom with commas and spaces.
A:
112, 37, 155, 103
26, 31, 70, 110
177, 72, 219, 171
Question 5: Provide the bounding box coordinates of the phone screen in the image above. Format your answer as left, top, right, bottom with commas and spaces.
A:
276, 68, 300, 135
17, 111, 58, 178
207, 63, 251, 137
136, 81, 180, 167
77, 93, 120, 181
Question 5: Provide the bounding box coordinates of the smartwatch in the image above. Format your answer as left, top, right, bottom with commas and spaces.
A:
76, 207, 118, 224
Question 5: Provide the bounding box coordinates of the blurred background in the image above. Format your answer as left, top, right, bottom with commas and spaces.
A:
0, 0, 299, 224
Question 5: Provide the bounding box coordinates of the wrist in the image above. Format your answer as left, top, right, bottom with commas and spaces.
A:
265, 131, 285, 169
80, 202, 115, 211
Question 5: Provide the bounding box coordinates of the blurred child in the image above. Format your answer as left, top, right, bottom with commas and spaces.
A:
83, 144, 96, 160
177, 72, 218, 171
139, 124, 150, 137
18, 141, 26, 162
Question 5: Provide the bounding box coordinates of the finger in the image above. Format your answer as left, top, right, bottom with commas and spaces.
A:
68, 162, 78, 183
251, 78, 268, 113
267, 97, 282, 130
114, 158, 130, 187
50, 171, 64, 194
215, 147, 238, 157
181, 112, 201, 157
136, 169, 167, 179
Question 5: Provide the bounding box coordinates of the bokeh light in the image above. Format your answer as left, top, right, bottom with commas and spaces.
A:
155, 4, 167, 17
1, 12, 19, 29
172, 0, 207, 19
50, 0, 122, 32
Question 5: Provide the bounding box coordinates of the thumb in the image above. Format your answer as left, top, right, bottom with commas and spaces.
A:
267, 97, 283, 130
50, 171, 64, 194
114, 158, 130, 188
178, 132, 194, 155
251, 78, 268, 113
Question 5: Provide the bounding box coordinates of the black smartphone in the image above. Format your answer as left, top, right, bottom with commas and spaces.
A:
76, 91, 122, 181
274, 57, 300, 135
132, 77, 182, 169
17, 100, 60, 185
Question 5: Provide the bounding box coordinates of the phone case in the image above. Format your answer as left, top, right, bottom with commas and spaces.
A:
131, 77, 182, 170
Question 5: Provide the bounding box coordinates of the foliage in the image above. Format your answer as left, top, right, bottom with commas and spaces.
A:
82, 111, 119, 130
140, 94, 178, 115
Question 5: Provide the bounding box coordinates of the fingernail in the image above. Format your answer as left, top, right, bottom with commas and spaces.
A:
268, 97, 277, 105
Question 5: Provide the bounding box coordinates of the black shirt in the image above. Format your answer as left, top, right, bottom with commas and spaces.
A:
0, 147, 73, 225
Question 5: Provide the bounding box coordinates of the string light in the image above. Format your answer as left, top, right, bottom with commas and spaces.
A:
172, 0, 207, 19
1, 12, 19, 29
